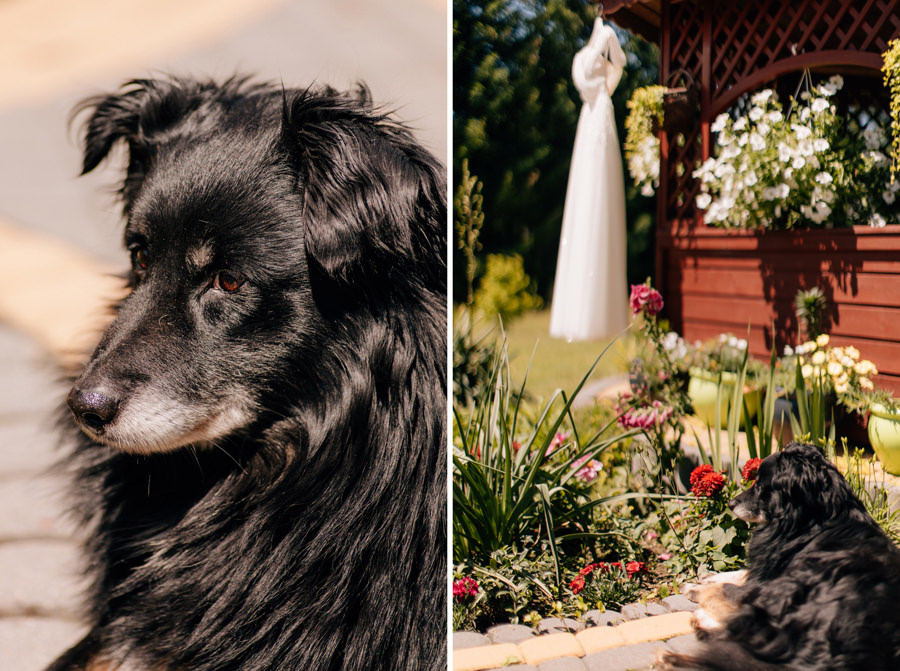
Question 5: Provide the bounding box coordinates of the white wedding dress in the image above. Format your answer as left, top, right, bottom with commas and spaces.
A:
550, 19, 628, 342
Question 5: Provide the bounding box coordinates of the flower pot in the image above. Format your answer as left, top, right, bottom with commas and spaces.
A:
687, 367, 759, 429
867, 404, 900, 475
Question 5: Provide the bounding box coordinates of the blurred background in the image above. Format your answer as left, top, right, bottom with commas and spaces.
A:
0, 1, 446, 668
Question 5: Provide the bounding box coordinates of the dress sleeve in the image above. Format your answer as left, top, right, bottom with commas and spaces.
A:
606, 28, 626, 95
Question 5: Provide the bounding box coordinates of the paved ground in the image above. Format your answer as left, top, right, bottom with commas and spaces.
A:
0, 1, 445, 668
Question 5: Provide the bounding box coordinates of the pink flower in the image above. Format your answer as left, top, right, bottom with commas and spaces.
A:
453, 577, 480, 601
630, 284, 664, 317
573, 455, 602, 483
658, 552, 672, 561
617, 400, 674, 430
548, 432, 569, 453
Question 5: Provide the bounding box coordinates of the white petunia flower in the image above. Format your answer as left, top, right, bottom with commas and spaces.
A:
870, 213, 887, 228
815, 172, 833, 185
813, 138, 829, 152
696, 192, 712, 209
711, 113, 729, 133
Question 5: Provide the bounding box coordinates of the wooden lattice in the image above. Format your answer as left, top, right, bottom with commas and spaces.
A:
657, 0, 900, 230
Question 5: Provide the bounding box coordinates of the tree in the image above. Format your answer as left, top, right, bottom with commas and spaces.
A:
453, 0, 659, 303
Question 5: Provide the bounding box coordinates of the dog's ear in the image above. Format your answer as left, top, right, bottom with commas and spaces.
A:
74, 77, 239, 209
780, 442, 864, 522
281, 86, 445, 290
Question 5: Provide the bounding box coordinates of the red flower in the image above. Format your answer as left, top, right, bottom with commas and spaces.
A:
578, 562, 600, 577
690, 465, 726, 497
625, 561, 646, 577
569, 575, 586, 594
742, 458, 763, 482
453, 577, 480, 601
630, 284, 664, 317
689, 464, 715, 487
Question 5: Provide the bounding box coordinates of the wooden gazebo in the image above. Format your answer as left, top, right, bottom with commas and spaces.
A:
607, 0, 900, 390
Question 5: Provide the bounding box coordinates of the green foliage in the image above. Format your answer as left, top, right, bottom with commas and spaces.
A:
794, 287, 829, 341
883, 38, 900, 178
660, 480, 751, 577
455, 159, 485, 307
624, 85, 666, 195
453, 0, 659, 298
454, 547, 558, 626
838, 446, 900, 544
453, 310, 498, 406
452, 336, 640, 568
472, 253, 543, 322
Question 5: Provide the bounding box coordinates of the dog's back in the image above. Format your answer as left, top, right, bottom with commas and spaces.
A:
52, 76, 446, 671
659, 443, 900, 671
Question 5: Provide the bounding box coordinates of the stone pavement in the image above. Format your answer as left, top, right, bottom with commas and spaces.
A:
0, 1, 445, 668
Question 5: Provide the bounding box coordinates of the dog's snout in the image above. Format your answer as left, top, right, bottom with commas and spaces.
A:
67, 387, 120, 433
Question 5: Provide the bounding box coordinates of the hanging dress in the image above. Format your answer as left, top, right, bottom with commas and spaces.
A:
549, 19, 628, 342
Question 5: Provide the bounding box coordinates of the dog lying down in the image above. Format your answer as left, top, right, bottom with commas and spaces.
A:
49, 76, 446, 670
658, 442, 900, 671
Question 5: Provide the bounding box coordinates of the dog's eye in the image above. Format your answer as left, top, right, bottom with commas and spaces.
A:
130, 245, 149, 272
213, 271, 245, 293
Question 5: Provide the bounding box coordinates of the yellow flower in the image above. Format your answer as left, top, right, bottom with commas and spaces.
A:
845, 346, 860, 361
816, 334, 830, 347
811, 351, 826, 365
801, 364, 814, 379
830, 347, 844, 361
834, 381, 849, 394
827, 361, 843, 377
860, 377, 874, 390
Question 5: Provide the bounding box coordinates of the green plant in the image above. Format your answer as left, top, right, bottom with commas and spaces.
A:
838, 445, 900, 543
453, 337, 640, 575
455, 158, 484, 307
569, 560, 647, 612
624, 85, 666, 196
794, 286, 829, 341
660, 473, 751, 577
453, 309, 497, 407
472, 254, 543, 323
455, 546, 559, 626
883, 38, 900, 178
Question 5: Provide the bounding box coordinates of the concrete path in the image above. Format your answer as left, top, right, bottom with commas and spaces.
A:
0, 1, 445, 668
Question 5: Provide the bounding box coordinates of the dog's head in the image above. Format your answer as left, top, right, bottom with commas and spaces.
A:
729, 442, 866, 531
67, 76, 445, 454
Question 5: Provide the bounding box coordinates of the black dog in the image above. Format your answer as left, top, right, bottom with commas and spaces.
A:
50, 76, 446, 671
659, 442, 900, 670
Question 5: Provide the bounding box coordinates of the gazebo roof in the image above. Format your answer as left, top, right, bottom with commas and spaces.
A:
604, 0, 661, 42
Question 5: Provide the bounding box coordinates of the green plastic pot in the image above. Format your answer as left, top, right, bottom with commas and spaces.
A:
687, 367, 759, 429
867, 403, 900, 475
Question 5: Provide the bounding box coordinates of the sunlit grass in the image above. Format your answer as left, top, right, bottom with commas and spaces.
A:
495, 309, 635, 402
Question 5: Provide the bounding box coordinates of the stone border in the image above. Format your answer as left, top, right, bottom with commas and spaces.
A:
453, 596, 700, 671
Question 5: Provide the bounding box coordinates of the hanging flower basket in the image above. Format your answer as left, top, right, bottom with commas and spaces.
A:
657, 69, 699, 136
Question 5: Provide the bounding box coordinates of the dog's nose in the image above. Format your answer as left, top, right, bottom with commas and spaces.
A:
67, 387, 120, 433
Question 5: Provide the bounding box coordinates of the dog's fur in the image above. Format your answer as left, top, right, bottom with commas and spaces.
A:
50, 75, 446, 671
658, 442, 900, 670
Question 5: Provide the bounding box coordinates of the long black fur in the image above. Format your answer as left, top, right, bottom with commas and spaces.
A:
51, 75, 446, 671
660, 442, 900, 670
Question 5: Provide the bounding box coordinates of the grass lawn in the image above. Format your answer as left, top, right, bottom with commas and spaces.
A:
498, 309, 635, 402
